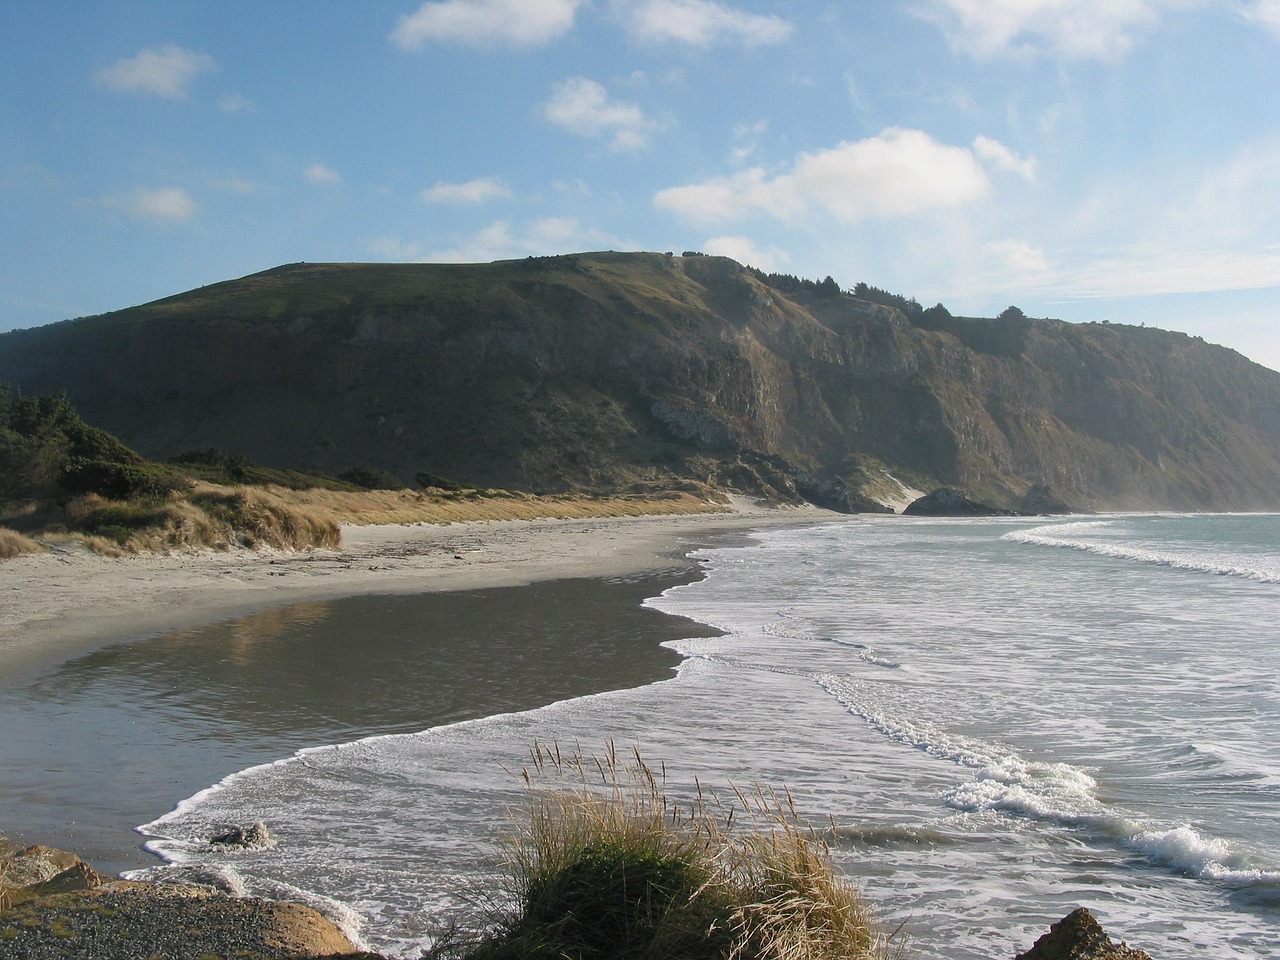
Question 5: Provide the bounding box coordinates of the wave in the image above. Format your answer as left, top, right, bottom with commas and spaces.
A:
1003, 521, 1280, 584
816, 672, 1280, 890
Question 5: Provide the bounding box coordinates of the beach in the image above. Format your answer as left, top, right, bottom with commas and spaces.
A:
0, 498, 836, 876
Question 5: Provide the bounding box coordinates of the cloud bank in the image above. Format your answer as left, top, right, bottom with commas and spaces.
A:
655, 128, 994, 224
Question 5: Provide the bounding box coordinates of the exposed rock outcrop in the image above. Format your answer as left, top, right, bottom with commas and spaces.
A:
903, 487, 1019, 516
1, 846, 360, 958
1016, 907, 1154, 960
212, 820, 277, 850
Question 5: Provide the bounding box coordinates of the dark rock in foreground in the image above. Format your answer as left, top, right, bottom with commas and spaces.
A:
1016, 907, 1154, 960
903, 487, 1020, 516
1, 845, 361, 958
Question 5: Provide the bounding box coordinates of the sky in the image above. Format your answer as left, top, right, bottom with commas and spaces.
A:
2, 1, 1278, 371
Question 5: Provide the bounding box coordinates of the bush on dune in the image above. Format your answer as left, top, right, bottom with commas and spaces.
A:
452, 743, 895, 960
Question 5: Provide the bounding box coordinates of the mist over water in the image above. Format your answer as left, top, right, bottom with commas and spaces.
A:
125, 515, 1280, 959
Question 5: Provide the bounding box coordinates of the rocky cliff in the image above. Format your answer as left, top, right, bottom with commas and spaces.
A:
2, 252, 1277, 512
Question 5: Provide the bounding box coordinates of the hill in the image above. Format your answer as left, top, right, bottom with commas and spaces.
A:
2, 251, 1278, 512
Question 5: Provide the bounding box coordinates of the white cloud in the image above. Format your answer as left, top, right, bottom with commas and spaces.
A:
981, 238, 1050, 277
94, 45, 217, 99
420, 177, 513, 204
973, 135, 1038, 181
218, 93, 256, 113
101, 186, 198, 224
626, 0, 792, 46
391, 0, 584, 48
1240, 0, 1280, 36
544, 77, 654, 151
654, 128, 991, 225
916, 0, 1184, 59
426, 217, 619, 261
703, 236, 789, 271
305, 163, 343, 185
368, 236, 430, 260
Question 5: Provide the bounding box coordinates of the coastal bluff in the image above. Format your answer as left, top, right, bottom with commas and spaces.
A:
2, 252, 1278, 514
1, 845, 1154, 959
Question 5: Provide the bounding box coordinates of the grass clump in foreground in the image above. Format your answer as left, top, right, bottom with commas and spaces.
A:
0, 526, 43, 558
454, 742, 897, 960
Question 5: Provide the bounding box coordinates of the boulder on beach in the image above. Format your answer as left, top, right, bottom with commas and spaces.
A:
903, 487, 1019, 516
1016, 907, 1154, 960
212, 820, 277, 850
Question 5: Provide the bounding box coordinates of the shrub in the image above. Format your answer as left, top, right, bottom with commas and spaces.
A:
340, 466, 405, 490
59, 457, 188, 502
460, 743, 893, 960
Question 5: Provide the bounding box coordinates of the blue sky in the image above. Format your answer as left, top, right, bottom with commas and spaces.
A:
3, 1, 1278, 370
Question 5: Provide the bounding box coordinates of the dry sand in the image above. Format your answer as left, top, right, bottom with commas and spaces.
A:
0, 498, 841, 683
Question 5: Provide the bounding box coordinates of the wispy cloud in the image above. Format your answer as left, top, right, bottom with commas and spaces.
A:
94, 45, 217, 99
544, 77, 655, 151
217, 93, 256, 113
916, 0, 1181, 59
1240, 0, 1280, 37
391, 0, 585, 48
425, 217, 618, 261
625, 0, 792, 47
703, 235, 789, 271
420, 177, 513, 204
972, 135, 1038, 181
655, 128, 991, 225
304, 163, 343, 185
100, 186, 198, 224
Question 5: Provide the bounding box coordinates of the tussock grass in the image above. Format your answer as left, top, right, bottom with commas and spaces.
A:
456, 742, 896, 960
0, 527, 43, 559
250, 485, 730, 528
0, 835, 17, 912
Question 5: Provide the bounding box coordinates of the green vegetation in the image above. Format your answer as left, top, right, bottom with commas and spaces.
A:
0, 383, 184, 504
0, 383, 343, 553
449, 743, 893, 960
167, 448, 359, 491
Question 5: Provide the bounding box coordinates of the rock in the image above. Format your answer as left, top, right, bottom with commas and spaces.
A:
8, 845, 85, 886
1019, 483, 1079, 515
903, 487, 1019, 516
1016, 907, 1154, 960
212, 821, 277, 850
28, 861, 106, 895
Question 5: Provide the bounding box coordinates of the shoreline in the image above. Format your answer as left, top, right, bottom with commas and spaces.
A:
0, 498, 841, 685
0, 498, 842, 875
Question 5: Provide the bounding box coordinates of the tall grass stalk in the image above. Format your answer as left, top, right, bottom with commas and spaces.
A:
463, 742, 896, 960
0, 834, 16, 911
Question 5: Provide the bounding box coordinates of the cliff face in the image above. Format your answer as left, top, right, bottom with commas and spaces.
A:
2, 252, 1278, 511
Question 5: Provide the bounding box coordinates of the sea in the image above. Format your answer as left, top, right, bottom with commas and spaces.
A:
122, 513, 1279, 958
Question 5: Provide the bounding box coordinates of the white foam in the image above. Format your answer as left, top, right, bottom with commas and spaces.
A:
1004, 522, 1280, 583
1125, 824, 1280, 887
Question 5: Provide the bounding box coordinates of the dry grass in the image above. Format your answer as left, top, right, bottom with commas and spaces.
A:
5, 482, 728, 557
459, 742, 896, 960
246, 484, 731, 528
0, 527, 43, 559
0, 835, 16, 912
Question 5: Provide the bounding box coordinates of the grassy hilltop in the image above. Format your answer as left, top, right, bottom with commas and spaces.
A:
3, 252, 1279, 513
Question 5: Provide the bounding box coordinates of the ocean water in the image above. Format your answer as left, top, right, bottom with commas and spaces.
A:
132, 514, 1280, 958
